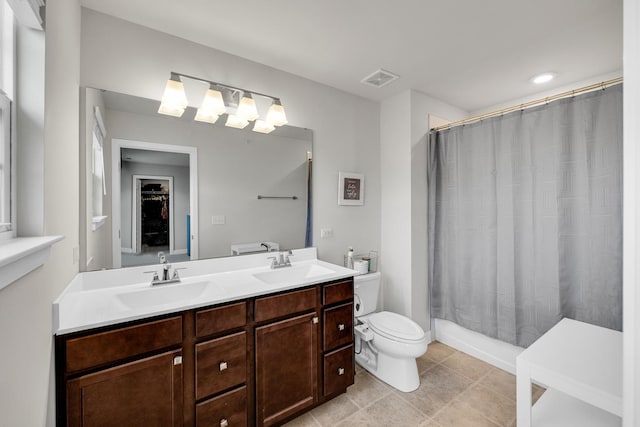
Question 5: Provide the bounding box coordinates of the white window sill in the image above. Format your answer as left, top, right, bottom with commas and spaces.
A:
91, 215, 108, 231
0, 236, 64, 291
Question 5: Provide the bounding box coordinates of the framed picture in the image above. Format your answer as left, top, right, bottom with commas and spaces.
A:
338, 172, 364, 206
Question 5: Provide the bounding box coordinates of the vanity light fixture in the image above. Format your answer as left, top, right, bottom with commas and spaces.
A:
194, 84, 227, 123
225, 114, 250, 129
158, 73, 189, 117
236, 92, 260, 121
531, 72, 555, 84
158, 72, 288, 133
253, 119, 276, 134
266, 99, 288, 126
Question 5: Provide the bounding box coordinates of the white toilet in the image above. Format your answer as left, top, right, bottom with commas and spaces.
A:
353, 272, 429, 392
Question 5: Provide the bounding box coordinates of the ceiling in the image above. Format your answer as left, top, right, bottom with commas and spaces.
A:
79, 0, 622, 112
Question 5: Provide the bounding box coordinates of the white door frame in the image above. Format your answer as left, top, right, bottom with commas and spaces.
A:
132, 175, 174, 255
111, 138, 198, 268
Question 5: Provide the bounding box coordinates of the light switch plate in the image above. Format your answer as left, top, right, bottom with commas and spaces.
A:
321, 228, 333, 238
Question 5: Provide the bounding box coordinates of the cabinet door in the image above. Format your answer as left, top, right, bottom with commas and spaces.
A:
255, 312, 318, 427
67, 350, 183, 427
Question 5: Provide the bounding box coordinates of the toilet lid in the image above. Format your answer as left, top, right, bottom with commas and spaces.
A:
368, 311, 425, 342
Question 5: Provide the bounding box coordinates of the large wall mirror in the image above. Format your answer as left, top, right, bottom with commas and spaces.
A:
79, 87, 313, 272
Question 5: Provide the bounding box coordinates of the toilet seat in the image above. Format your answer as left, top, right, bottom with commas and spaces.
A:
367, 311, 426, 343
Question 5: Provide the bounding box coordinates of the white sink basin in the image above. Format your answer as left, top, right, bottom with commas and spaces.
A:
116, 281, 210, 310
253, 263, 336, 285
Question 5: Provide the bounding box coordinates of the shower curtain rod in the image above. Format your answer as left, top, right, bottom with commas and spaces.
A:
431, 76, 623, 132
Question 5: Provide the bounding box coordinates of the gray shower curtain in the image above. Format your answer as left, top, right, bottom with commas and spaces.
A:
427, 84, 623, 347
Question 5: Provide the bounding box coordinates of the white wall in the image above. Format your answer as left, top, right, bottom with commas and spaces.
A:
80, 8, 381, 266
380, 89, 468, 329
0, 1, 81, 426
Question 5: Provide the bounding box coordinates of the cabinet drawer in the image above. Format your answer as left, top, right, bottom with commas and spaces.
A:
323, 280, 353, 306
196, 385, 247, 427
323, 303, 353, 351
196, 302, 247, 338
196, 331, 247, 400
254, 287, 317, 323
323, 345, 354, 396
65, 316, 182, 373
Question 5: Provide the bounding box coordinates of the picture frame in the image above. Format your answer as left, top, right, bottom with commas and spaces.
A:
338, 171, 364, 206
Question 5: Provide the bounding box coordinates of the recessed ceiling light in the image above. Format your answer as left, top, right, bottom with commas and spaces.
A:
531, 73, 555, 84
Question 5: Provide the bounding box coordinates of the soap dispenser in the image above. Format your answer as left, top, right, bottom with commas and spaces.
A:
346, 247, 354, 269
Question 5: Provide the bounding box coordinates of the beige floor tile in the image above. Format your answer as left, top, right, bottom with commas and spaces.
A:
283, 411, 320, 427
417, 354, 438, 374
440, 350, 493, 381
335, 410, 377, 427
457, 384, 516, 426
478, 367, 517, 401
348, 393, 428, 426
420, 419, 443, 427
433, 400, 501, 427
397, 364, 474, 417
309, 394, 359, 426
532, 384, 546, 404
346, 370, 392, 409
424, 341, 456, 363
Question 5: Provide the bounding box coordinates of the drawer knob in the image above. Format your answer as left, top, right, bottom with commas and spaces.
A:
337, 323, 346, 331
312, 317, 319, 324
219, 361, 228, 371
220, 418, 229, 427
338, 367, 345, 375
173, 356, 182, 366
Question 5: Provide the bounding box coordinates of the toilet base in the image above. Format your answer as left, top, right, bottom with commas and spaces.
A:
355, 344, 420, 392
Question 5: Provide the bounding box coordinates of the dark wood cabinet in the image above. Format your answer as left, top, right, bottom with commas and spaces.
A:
196, 386, 248, 427
255, 312, 319, 427
56, 277, 354, 427
196, 331, 247, 400
67, 349, 183, 427
320, 279, 355, 398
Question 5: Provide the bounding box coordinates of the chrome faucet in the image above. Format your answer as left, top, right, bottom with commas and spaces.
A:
268, 250, 293, 269
144, 252, 183, 285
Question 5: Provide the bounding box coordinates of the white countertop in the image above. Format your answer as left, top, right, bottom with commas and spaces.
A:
53, 248, 356, 335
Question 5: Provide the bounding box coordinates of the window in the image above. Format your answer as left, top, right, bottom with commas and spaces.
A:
0, 0, 15, 240
0, 92, 10, 234
91, 106, 107, 230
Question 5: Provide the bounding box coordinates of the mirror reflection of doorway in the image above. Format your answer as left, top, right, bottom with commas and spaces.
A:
139, 178, 171, 255
117, 146, 194, 268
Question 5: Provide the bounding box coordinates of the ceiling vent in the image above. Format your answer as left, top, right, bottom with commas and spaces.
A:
360, 69, 400, 88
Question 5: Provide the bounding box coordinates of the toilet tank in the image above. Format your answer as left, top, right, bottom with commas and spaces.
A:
354, 272, 381, 316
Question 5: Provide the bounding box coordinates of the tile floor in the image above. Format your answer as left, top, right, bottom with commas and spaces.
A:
284, 341, 545, 427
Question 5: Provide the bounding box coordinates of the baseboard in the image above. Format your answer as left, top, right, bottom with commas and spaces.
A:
121, 247, 134, 254
434, 318, 523, 374
172, 249, 187, 255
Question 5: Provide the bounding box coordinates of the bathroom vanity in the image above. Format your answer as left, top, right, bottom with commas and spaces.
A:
53, 248, 355, 427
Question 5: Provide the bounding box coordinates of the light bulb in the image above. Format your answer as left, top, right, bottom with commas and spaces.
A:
236, 92, 259, 121
253, 119, 275, 134
225, 114, 249, 129
266, 99, 288, 126
158, 76, 188, 117
195, 86, 226, 123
